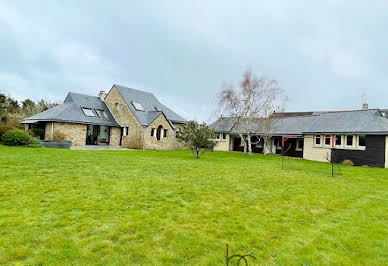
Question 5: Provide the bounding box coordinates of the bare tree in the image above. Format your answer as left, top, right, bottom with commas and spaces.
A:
258, 115, 279, 155
217, 70, 287, 156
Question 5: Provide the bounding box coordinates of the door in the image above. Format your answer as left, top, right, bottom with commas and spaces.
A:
86, 125, 100, 145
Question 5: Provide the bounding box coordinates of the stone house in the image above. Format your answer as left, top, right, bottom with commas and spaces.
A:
21, 84, 186, 149
210, 108, 388, 168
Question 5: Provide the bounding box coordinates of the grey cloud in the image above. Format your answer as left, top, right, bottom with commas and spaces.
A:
0, 0, 387, 122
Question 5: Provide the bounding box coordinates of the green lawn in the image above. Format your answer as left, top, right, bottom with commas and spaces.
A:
0, 145, 387, 265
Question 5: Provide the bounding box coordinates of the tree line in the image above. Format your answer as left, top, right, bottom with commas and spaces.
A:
0, 92, 58, 123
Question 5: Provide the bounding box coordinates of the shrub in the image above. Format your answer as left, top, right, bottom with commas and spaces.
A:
1, 129, 33, 146
342, 159, 354, 166
0, 124, 16, 138
53, 131, 66, 141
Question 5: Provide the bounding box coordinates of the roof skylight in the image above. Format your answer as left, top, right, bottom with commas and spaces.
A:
96, 109, 108, 118
82, 107, 95, 117
132, 101, 144, 111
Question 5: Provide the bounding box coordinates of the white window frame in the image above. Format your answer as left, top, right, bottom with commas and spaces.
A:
314, 135, 322, 147
334, 135, 342, 148
295, 139, 303, 151
345, 135, 354, 148
82, 107, 95, 117
115, 103, 120, 112
123, 127, 129, 136
96, 109, 108, 118
324, 135, 332, 147
357, 135, 366, 150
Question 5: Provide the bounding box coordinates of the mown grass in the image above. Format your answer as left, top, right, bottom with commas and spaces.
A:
0, 145, 387, 265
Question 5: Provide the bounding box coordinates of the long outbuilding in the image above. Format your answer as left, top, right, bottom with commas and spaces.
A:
210, 108, 388, 168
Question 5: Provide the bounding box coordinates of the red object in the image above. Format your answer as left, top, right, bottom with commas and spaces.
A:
281, 135, 334, 148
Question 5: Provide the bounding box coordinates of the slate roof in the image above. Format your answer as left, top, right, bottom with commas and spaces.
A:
114, 84, 186, 126
21, 92, 119, 127
210, 109, 388, 135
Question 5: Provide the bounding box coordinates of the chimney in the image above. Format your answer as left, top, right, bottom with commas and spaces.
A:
98, 91, 107, 101
362, 103, 368, 110
266, 107, 276, 118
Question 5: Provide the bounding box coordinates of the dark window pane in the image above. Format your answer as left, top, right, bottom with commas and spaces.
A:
325, 135, 331, 145
346, 135, 353, 146
315, 135, 321, 144
358, 135, 366, 147
335, 135, 341, 146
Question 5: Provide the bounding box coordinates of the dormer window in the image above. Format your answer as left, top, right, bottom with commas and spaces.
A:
82, 107, 95, 117
96, 109, 108, 118
132, 101, 144, 111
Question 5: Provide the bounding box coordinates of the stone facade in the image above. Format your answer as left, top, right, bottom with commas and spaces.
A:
144, 113, 175, 150
110, 127, 121, 146
214, 134, 230, 151
173, 122, 187, 150
303, 134, 331, 162
44, 122, 87, 146
104, 86, 144, 149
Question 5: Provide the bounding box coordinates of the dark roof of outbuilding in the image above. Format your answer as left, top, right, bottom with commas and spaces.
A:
21, 92, 119, 126
114, 84, 186, 126
210, 109, 388, 135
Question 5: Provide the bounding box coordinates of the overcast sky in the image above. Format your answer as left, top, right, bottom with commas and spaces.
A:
1, 1, 387, 122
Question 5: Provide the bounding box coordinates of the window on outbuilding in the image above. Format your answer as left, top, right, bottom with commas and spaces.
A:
335, 135, 342, 146
163, 129, 167, 138
358, 135, 366, 147
151, 128, 155, 137
346, 135, 353, 147
115, 103, 119, 112
324, 135, 331, 146
82, 107, 95, 117
296, 139, 304, 151
315, 135, 321, 145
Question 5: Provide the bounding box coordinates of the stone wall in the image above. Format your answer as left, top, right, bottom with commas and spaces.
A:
44, 122, 87, 146
214, 134, 230, 151
104, 86, 144, 149
173, 122, 187, 149
303, 134, 331, 162
144, 114, 175, 150
110, 127, 121, 146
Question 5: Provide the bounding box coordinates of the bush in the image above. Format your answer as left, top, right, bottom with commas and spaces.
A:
342, 159, 354, 166
1, 129, 34, 146
53, 131, 66, 141
0, 124, 16, 138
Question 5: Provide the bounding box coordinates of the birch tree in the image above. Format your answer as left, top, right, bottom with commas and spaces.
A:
217, 70, 286, 156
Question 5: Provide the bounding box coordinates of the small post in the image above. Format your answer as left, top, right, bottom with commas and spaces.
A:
226, 244, 229, 266
331, 136, 334, 178
281, 136, 284, 169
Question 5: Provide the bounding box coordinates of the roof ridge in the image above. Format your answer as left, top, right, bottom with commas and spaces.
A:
113, 84, 154, 95
67, 91, 99, 98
